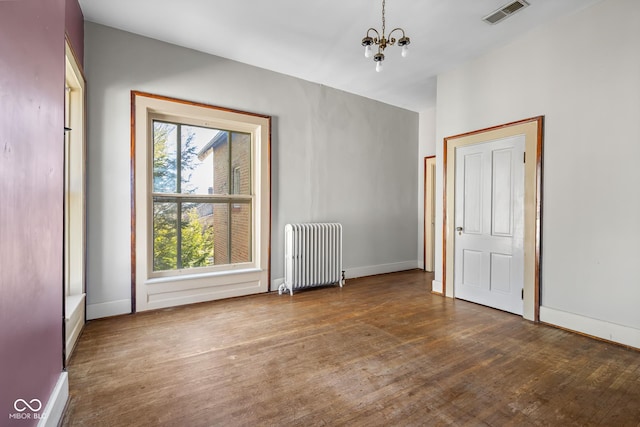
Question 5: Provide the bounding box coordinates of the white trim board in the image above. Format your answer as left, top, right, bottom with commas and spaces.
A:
38, 371, 68, 427
87, 299, 131, 320
345, 261, 418, 279
540, 306, 640, 350
271, 261, 419, 291
432, 280, 443, 294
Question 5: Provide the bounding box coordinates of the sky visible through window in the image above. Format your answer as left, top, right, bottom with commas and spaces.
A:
160, 123, 220, 195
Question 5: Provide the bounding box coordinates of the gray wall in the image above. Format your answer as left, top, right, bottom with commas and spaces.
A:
84, 22, 419, 317
434, 0, 640, 346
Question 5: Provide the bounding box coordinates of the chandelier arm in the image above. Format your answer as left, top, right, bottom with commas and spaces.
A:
366, 27, 381, 43
388, 28, 406, 39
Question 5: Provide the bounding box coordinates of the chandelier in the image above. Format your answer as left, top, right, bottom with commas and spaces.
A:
361, 0, 411, 72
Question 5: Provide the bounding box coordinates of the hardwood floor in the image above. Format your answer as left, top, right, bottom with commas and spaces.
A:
62, 270, 640, 426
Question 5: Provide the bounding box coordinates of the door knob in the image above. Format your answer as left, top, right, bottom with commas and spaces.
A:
456, 226, 463, 235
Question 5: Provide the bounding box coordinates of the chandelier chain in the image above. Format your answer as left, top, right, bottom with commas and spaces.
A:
382, 0, 386, 38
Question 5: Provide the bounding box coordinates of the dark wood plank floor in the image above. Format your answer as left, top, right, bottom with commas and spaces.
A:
62, 270, 640, 426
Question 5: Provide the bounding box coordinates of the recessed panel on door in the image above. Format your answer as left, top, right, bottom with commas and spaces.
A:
492, 149, 513, 237
463, 249, 483, 287
490, 253, 512, 294
464, 153, 483, 234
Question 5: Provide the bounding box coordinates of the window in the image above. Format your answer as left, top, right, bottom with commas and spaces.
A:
133, 92, 271, 312
151, 122, 251, 271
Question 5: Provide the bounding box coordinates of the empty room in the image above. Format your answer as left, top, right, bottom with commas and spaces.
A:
1, 0, 639, 426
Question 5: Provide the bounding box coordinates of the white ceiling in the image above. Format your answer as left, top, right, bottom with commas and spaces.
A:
78, 0, 601, 112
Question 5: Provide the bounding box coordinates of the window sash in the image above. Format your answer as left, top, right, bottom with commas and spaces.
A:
147, 115, 256, 278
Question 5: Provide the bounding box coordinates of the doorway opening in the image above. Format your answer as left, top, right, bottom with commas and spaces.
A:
64, 38, 86, 362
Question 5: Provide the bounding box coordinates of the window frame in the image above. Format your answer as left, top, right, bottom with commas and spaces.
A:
132, 92, 271, 312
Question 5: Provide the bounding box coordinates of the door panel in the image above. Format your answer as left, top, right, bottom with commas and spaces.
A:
463, 250, 483, 287
463, 153, 483, 234
454, 135, 525, 315
490, 253, 512, 294
492, 149, 513, 236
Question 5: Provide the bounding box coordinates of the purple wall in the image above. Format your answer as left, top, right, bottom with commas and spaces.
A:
0, 0, 80, 425
65, 0, 85, 66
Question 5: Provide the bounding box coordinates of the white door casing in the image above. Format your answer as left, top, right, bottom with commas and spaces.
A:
454, 136, 525, 315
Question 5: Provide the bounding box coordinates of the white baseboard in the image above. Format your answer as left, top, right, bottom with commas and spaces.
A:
38, 371, 68, 427
432, 280, 443, 294
86, 299, 131, 320
540, 306, 640, 349
270, 261, 419, 290
271, 277, 284, 292
345, 261, 418, 279
65, 294, 85, 362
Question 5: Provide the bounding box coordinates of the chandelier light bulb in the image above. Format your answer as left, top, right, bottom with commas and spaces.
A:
365, 44, 372, 58
376, 61, 383, 72
401, 44, 408, 58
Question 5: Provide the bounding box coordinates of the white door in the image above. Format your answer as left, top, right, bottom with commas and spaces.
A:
454, 135, 525, 315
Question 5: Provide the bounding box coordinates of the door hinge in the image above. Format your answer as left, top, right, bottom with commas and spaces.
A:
521, 289, 524, 300
523, 152, 526, 163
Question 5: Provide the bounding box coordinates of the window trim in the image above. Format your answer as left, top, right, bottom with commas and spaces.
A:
131, 91, 271, 313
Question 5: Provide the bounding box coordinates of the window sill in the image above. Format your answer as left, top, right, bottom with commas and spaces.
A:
146, 267, 263, 285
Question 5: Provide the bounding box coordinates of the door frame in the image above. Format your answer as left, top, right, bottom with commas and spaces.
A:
63, 36, 87, 364
443, 116, 543, 321
423, 156, 436, 272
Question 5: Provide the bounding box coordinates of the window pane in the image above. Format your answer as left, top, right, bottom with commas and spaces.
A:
212, 203, 229, 265
231, 202, 252, 263
153, 122, 177, 193
181, 203, 214, 269
231, 132, 251, 195
153, 202, 177, 271
182, 125, 225, 195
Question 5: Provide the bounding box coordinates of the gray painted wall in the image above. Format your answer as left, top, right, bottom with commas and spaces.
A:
434, 0, 640, 345
84, 22, 419, 316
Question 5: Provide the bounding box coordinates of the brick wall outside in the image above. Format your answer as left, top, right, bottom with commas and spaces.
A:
212, 132, 251, 265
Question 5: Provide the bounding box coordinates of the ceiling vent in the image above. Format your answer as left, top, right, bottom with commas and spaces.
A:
483, 0, 530, 25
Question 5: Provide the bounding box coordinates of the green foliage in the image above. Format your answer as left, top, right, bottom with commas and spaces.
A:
152, 122, 214, 271
153, 203, 177, 271
181, 208, 214, 268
